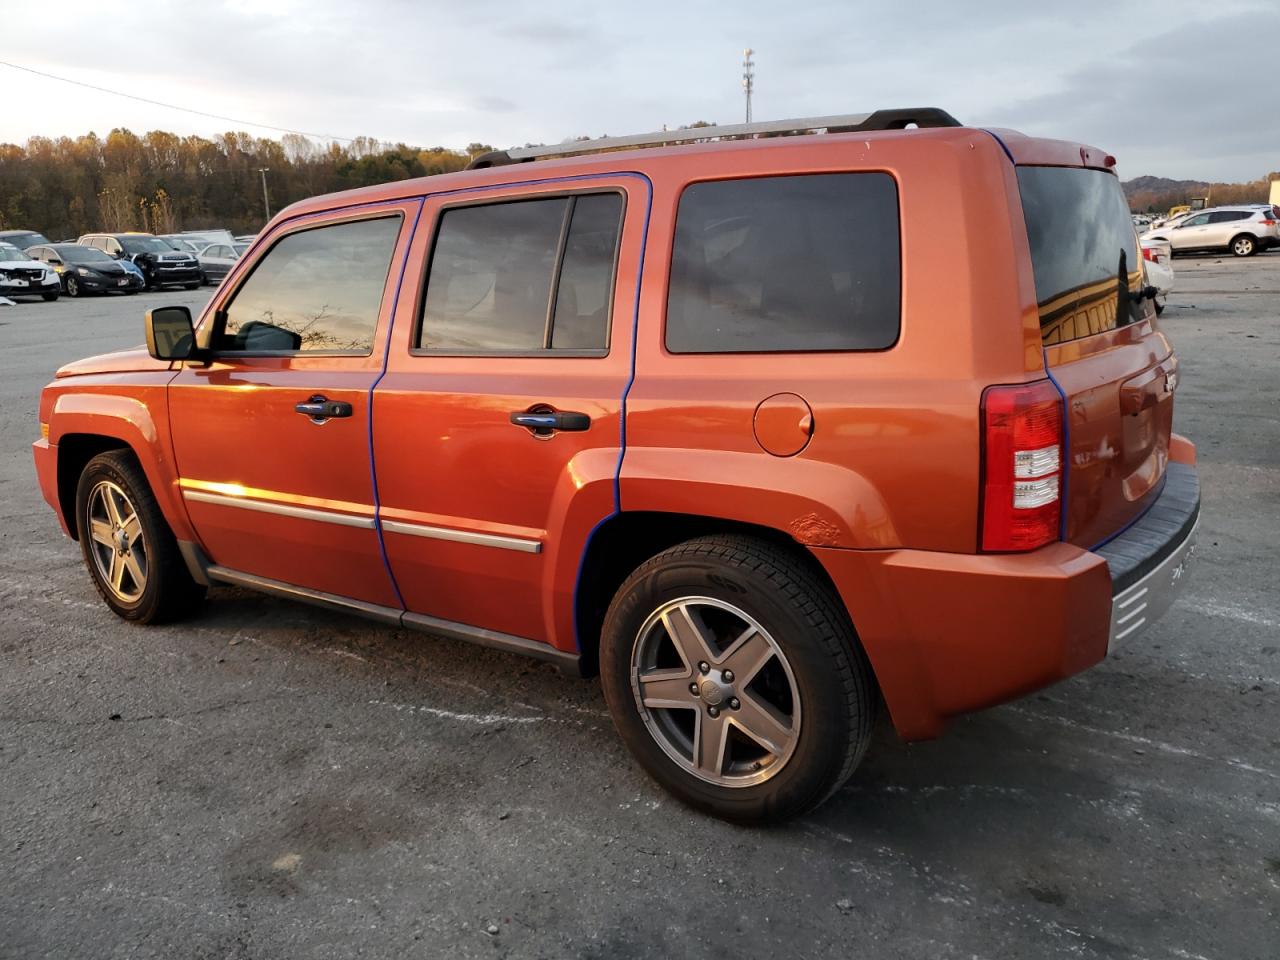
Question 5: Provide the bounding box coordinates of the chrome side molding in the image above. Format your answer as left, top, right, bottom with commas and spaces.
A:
197, 562, 580, 673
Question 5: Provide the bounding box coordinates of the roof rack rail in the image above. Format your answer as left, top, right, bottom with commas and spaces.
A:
468, 107, 961, 169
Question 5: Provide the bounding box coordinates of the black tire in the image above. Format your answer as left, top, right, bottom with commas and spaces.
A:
1230, 234, 1257, 257
74, 450, 205, 624
42, 291, 59, 302
1154, 300, 1165, 316
65, 275, 80, 297
600, 534, 876, 823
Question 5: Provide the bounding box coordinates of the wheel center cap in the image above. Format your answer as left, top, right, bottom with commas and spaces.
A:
115, 529, 129, 553
699, 676, 731, 706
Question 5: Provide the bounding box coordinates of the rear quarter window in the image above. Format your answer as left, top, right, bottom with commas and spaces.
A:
1017, 166, 1141, 345
665, 173, 901, 353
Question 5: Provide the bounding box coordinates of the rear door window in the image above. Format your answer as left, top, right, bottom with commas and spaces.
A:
1017, 166, 1142, 345
1208, 211, 1248, 223
666, 173, 900, 353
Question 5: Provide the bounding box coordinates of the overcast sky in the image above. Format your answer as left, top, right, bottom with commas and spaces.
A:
2, 0, 1276, 182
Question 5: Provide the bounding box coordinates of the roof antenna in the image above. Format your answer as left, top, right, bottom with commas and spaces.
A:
742, 48, 755, 124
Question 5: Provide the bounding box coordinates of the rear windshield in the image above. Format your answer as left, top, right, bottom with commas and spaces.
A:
8, 232, 49, 250
57, 245, 112, 263
1017, 166, 1142, 345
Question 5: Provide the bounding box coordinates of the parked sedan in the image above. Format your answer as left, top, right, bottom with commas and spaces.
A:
196, 241, 250, 283
26, 243, 141, 296
0, 241, 62, 301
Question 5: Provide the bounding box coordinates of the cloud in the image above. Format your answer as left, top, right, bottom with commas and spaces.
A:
0, 0, 1275, 180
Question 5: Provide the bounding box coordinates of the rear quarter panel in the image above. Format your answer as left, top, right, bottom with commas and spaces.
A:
621, 129, 1042, 553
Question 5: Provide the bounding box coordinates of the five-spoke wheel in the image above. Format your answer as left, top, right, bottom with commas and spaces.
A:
632, 597, 800, 786
85, 480, 148, 603
75, 450, 205, 623
601, 535, 876, 823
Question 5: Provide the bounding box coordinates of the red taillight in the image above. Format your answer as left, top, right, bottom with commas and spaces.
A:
980, 380, 1064, 552
1261, 219, 1277, 226
1141, 246, 1157, 262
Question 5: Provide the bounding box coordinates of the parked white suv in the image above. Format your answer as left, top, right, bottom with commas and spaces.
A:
0, 241, 60, 302
1142, 205, 1280, 257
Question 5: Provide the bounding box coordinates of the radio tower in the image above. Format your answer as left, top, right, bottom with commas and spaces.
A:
742, 48, 755, 123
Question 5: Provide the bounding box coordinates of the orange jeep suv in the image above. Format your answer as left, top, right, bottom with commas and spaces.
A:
33, 108, 1200, 822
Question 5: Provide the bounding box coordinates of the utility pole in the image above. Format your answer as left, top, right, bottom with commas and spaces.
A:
258, 167, 271, 223
742, 48, 755, 123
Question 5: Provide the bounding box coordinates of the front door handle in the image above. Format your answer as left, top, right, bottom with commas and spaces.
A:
510, 409, 591, 435
295, 396, 353, 422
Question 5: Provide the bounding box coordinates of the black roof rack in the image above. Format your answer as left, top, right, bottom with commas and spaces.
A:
467, 107, 960, 169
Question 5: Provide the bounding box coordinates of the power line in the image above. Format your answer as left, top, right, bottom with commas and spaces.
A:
0, 58, 361, 144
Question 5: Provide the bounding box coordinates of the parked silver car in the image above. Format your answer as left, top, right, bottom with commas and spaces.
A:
1141, 205, 1280, 257
196, 241, 250, 284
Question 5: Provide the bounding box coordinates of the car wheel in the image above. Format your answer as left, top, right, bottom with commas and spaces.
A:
65, 275, 80, 297
42, 291, 59, 302
75, 450, 205, 624
600, 535, 876, 823
1231, 234, 1257, 257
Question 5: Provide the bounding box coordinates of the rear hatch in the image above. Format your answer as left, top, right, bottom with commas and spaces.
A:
1017, 165, 1175, 548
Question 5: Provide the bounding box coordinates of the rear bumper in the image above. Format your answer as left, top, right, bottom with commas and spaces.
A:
1098, 461, 1200, 649
814, 440, 1200, 740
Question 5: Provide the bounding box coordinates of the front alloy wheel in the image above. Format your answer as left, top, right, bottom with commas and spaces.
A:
65, 275, 80, 297
1232, 235, 1256, 257
75, 450, 205, 623
85, 480, 148, 602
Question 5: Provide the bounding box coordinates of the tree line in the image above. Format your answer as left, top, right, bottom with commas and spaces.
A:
5, 126, 1274, 238
0, 129, 492, 239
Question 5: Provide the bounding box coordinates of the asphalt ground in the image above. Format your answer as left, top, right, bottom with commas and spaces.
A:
1, 258, 1277, 959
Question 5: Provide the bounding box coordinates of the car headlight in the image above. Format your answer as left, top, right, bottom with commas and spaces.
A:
76, 267, 91, 276
45, 270, 58, 283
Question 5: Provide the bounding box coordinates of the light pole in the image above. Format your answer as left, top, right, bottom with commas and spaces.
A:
742, 48, 755, 123
258, 167, 271, 223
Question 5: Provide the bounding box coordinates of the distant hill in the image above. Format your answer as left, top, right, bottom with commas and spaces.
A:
1123, 172, 1276, 213
1122, 176, 1210, 198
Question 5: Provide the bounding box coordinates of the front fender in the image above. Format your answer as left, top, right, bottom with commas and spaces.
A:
46, 379, 194, 542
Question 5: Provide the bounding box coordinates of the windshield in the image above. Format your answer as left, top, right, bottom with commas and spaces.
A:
0, 243, 26, 261
59, 246, 113, 264
120, 236, 175, 255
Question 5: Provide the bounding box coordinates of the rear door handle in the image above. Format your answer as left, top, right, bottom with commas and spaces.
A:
295, 396, 353, 421
510, 410, 591, 434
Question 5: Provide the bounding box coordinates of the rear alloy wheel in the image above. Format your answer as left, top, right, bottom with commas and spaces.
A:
75, 451, 205, 623
65, 275, 80, 297
1231, 234, 1257, 257
601, 535, 876, 823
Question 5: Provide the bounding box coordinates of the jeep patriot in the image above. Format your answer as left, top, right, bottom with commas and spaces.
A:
33, 108, 1200, 822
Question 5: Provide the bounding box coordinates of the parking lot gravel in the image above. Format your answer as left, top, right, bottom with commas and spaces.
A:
1, 262, 1277, 959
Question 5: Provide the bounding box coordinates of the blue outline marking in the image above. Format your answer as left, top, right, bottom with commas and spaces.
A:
1087, 472, 1168, 552
981, 128, 1016, 165
1042, 353, 1070, 541
368, 198, 424, 610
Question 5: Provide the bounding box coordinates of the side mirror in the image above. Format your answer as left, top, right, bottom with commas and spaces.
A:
145, 306, 200, 361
